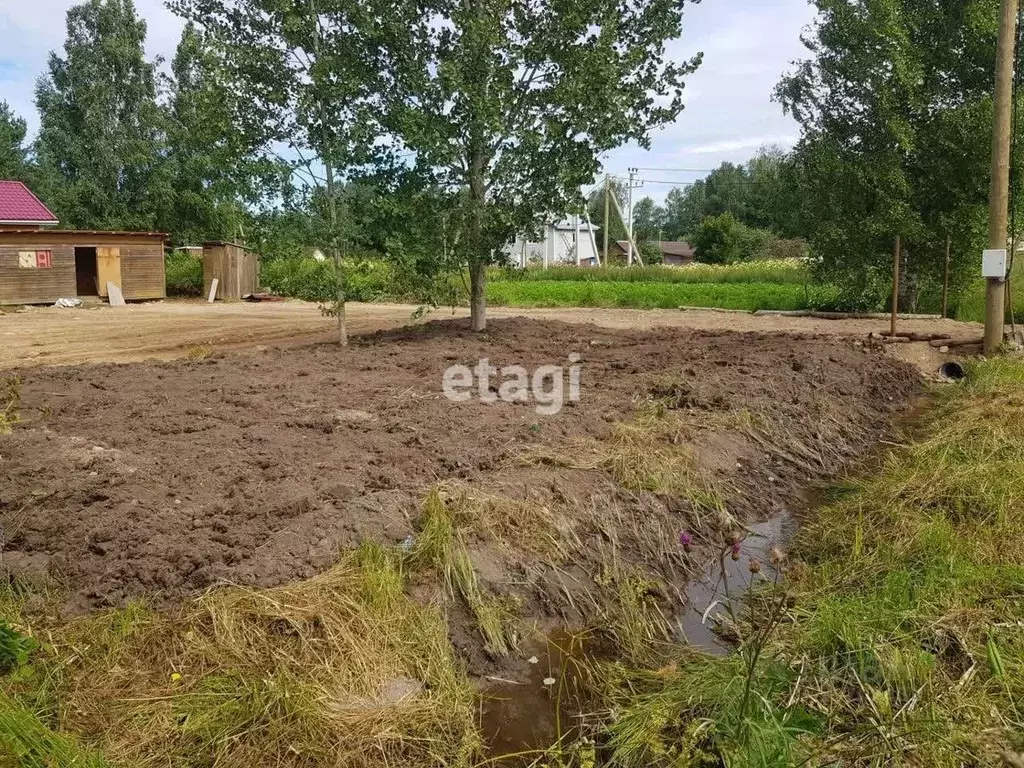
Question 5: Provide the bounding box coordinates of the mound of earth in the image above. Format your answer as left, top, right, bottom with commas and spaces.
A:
0, 317, 919, 648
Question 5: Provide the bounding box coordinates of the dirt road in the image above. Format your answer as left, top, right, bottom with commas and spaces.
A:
0, 299, 982, 370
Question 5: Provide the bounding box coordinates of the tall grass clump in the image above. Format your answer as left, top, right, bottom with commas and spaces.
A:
589, 358, 1024, 766
491, 260, 812, 285
486, 280, 837, 312
0, 377, 20, 435
411, 490, 518, 656
0, 545, 479, 768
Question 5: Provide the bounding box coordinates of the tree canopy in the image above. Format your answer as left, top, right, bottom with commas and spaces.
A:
338, 0, 703, 328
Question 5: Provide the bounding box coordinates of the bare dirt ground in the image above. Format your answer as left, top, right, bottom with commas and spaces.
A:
0, 299, 982, 373
2, 316, 919, 663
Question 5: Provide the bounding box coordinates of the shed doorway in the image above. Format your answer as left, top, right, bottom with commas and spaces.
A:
75, 247, 98, 296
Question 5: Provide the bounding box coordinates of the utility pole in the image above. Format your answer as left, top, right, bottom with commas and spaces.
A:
626, 167, 639, 266
985, 0, 1018, 354
603, 175, 610, 266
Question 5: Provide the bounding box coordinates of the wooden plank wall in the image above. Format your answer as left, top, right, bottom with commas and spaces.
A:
203, 242, 259, 300
119, 244, 166, 300
0, 244, 76, 304
0, 234, 166, 305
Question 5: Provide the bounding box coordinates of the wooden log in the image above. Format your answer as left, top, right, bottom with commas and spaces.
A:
880, 331, 954, 342
928, 337, 983, 348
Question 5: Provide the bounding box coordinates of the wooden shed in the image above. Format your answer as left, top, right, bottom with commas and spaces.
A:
0, 229, 167, 306
202, 241, 260, 301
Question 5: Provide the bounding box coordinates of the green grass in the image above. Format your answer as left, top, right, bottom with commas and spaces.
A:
952, 263, 1024, 323
0, 544, 480, 768
490, 260, 812, 285
592, 357, 1024, 766
486, 280, 838, 311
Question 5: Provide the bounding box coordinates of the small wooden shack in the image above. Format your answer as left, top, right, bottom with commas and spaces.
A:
202, 241, 260, 301
0, 181, 167, 305
0, 228, 167, 306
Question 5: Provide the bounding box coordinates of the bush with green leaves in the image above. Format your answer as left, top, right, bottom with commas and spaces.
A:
164, 252, 204, 297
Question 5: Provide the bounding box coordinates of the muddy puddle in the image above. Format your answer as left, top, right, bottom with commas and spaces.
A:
481, 628, 591, 758
482, 512, 797, 759
676, 513, 797, 653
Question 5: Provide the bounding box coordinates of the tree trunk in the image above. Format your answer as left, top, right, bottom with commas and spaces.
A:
334, 252, 347, 346
468, 141, 488, 332
469, 259, 486, 331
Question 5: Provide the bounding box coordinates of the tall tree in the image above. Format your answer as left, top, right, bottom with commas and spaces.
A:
171, 0, 383, 344
35, 0, 169, 230
163, 22, 251, 246
0, 102, 31, 181
778, 0, 1002, 308
353, 0, 702, 329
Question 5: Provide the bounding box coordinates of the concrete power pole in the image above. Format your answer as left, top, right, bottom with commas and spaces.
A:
985, 0, 1019, 354
626, 168, 637, 266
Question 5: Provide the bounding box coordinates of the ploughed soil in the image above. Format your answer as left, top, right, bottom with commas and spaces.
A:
0, 318, 919, 670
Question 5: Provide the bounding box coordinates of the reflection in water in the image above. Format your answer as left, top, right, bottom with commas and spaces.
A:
676, 513, 796, 653
482, 513, 797, 759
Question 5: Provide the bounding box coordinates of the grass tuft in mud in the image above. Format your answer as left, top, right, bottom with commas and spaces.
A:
588, 357, 1024, 767
0, 543, 479, 767
412, 489, 519, 656
0, 376, 20, 435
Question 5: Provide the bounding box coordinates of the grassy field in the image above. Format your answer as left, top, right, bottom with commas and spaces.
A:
490, 260, 811, 285
486, 280, 836, 312
592, 358, 1024, 766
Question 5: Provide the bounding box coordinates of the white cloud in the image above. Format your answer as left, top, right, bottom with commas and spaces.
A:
0, 0, 816, 206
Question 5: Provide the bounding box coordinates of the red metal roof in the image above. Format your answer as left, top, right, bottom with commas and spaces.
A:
0, 229, 167, 238
0, 181, 59, 224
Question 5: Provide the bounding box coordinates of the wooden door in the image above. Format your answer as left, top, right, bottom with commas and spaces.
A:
96, 247, 122, 297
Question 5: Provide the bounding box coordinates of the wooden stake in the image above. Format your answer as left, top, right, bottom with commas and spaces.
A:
891, 235, 901, 338
941, 233, 951, 318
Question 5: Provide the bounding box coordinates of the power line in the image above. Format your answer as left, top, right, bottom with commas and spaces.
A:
628, 166, 719, 173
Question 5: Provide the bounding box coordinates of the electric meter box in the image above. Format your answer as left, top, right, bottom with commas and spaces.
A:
982, 249, 1007, 279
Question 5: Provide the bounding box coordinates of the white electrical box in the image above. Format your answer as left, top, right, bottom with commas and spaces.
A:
982, 249, 1007, 278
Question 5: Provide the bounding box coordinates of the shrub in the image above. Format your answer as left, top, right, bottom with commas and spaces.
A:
164, 252, 203, 297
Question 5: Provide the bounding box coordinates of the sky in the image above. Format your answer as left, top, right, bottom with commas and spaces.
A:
0, 0, 818, 204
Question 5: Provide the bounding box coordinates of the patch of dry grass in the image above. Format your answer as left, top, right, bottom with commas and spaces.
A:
0, 377, 20, 435
0, 543, 479, 768
411, 490, 519, 657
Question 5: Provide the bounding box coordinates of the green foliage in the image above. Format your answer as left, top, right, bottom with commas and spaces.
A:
164, 252, 204, 297
162, 23, 257, 247
693, 213, 770, 264
0, 102, 31, 182
486, 280, 833, 311
778, 0, 1005, 309
260, 258, 409, 304
0, 622, 35, 674
34, 0, 170, 231
0, 693, 109, 768
491, 261, 811, 285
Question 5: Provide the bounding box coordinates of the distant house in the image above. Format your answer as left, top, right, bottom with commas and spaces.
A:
657, 241, 697, 266
0, 180, 166, 305
505, 216, 601, 267
608, 239, 696, 266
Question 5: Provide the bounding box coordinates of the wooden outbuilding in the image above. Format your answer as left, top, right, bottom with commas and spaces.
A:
0, 181, 167, 305
202, 241, 260, 301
